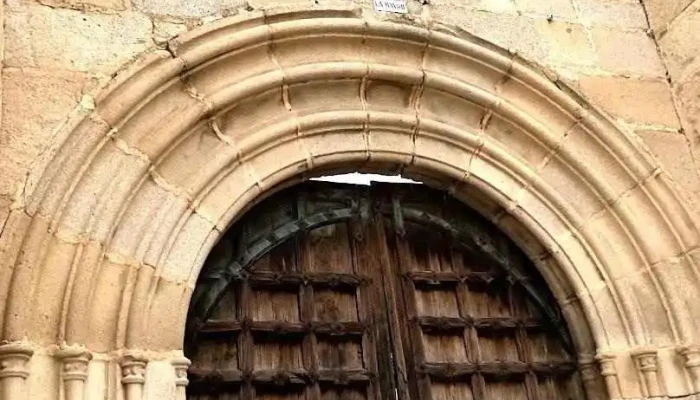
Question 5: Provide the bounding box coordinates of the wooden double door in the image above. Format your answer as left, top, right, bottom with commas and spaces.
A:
186, 183, 585, 400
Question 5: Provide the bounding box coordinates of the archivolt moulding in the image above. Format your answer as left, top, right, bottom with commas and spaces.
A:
0, 7, 699, 399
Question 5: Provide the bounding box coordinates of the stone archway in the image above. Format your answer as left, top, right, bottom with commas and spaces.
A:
0, 7, 699, 400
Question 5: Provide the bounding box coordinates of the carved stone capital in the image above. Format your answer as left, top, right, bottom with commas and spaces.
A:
679, 345, 700, 392
595, 352, 621, 399
171, 357, 191, 388
595, 352, 618, 376
632, 347, 659, 372
679, 344, 700, 368
578, 354, 599, 383
56, 346, 92, 382
121, 353, 148, 385
0, 343, 34, 380
631, 347, 662, 397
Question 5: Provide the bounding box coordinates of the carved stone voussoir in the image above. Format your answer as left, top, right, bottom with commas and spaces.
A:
0, 342, 34, 380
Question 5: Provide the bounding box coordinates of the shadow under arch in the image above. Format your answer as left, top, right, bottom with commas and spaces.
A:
0, 7, 698, 399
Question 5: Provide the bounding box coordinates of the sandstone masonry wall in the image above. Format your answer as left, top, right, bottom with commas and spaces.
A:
2, 0, 699, 224
1, 3, 700, 399
647, 0, 700, 216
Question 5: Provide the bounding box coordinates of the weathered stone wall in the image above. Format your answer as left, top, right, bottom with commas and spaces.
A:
648, 0, 700, 213
2, 2, 700, 400
2, 0, 700, 218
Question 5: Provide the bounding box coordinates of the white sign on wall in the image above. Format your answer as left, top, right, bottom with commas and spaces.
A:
373, 0, 408, 14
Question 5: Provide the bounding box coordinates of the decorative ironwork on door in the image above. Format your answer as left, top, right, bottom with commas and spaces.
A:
186, 182, 586, 400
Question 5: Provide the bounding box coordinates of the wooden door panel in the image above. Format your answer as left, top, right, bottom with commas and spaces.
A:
461, 288, 513, 318
317, 337, 364, 370
314, 289, 359, 322
414, 287, 461, 318
187, 183, 586, 400
430, 382, 475, 400
189, 393, 241, 400
384, 201, 581, 400
188, 217, 379, 400
252, 336, 305, 371
307, 224, 354, 274
320, 388, 367, 400
251, 288, 301, 321
483, 379, 528, 400
477, 331, 521, 362
422, 333, 469, 363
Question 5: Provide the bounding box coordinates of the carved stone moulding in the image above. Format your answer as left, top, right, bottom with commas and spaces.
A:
0, 342, 33, 380
679, 344, 700, 392
56, 345, 92, 381
121, 352, 149, 400
0, 342, 34, 400
631, 347, 662, 398
595, 352, 622, 400
56, 346, 93, 400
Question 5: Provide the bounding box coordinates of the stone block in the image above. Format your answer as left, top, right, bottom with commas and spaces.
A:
29, 236, 80, 344
579, 76, 680, 127
153, 19, 189, 45
643, 0, 694, 32
115, 80, 208, 160
36, 0, 126, 11
574, 0, 648, 29
592, 27, 666, 77
162, 212, 216, 282
470, 0, 519, 13
431, 6, 548, 62
0, 67, 96, 198
155, 123, 238, 194
677, 71, 700, 143
4, 6, 152, 74
486, 116, 551, 167
419, 87, 484, 132
517, 187, 571, 239
133, 0, 246, 18
196, 164, 260, 230
216, 88, 288, 145
109, 179, 187, 260
538, 153, 606, 219
516, 0, 577, 19
638, 130, 700, 203
57, 141, 150, 241
86, 257, 133, 351
659, 5, 700, 80
534, 20, 596, 67
560, 124, 638, 202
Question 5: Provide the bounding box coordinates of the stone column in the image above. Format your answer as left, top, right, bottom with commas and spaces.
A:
679, 345, 700, 392
56, 346, 92, 400
578, 354, 606, 399
0, 342, 33, 400
596, 352, 621, 400
632, 348, 662, 397
171, 357, 191, 400
121, 353, 148, 400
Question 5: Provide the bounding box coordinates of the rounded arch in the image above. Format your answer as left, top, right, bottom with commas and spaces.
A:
1, 7, 699, 399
